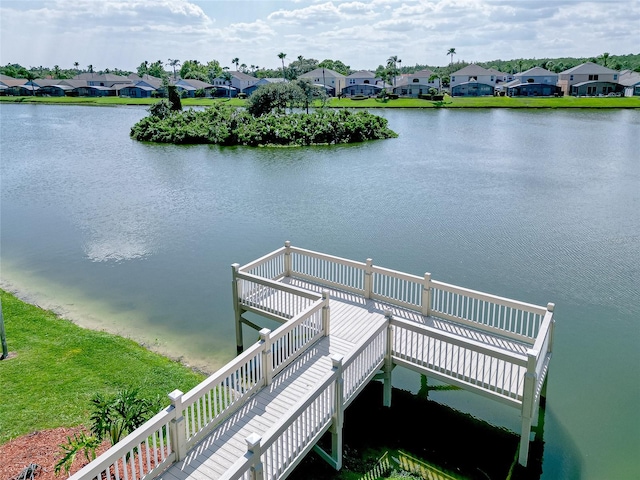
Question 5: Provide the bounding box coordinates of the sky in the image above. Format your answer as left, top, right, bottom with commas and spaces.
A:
1, 0, 638, 73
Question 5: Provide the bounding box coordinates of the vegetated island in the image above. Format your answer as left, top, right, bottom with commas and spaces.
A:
130, 82, 398, 146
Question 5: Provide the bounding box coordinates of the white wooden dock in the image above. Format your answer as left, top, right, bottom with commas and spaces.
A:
68, 243, 555, 480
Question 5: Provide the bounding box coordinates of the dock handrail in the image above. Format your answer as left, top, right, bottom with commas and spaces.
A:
66, 407, 175, 480
240, 242, 548, 343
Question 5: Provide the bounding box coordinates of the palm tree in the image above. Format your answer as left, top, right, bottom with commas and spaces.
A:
278, 52, 287, 80
232, 57, 239, 71
73, 61, 79, 73
24, 71, 37, 96
598, 52, 610, 67
447, 48, 456, 66
240, 63, 247, 73
53, 65, 60, 78
221, 69, 233, 98
387, 55, 400, 87
87, 64, 94, 77
168, 59, 181, 80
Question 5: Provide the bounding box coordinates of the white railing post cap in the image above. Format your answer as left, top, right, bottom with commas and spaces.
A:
259, 327, 271, 338
284, 240, 291, 247
547, 303, 555, 312
383, 309, 392, 319
232, 263, 240, 270
322, 289, 330, 299
246, 433, 261, 450
330, 354, 344, 368
168, 389, 183, 401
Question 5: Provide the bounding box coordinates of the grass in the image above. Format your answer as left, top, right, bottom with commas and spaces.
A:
0, 96, 246, 107
0, 289, 206, 444
1, 94, 638, 109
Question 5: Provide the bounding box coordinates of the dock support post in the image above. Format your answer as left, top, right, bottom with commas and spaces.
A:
519, 353, 538, 467
421, 273, 431, 317
284, 240, 292, 277
383, 309, 393, 408
246, 433, 264, 480
331, 354, 344, 470
260, 328, 273, 386
322, 290, 331, 336
168, 390, 186, 462
232, 263, 243, 353
364, 258, 373, 299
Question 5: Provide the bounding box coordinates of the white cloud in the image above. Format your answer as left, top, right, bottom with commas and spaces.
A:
1, 0, 638, 72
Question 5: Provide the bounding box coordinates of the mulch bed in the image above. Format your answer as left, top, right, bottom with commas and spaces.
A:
0, 427, 110, 480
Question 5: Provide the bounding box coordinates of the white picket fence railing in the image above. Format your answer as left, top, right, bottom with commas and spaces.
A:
242, 242, 549, 344
220, 318, 392, 480
66, 407, 174, 480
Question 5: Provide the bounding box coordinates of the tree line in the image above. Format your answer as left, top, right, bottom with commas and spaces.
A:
2, 52, 638, 83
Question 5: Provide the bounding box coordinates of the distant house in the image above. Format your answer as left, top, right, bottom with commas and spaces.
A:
346, 70, 376, 86
120, 74, 164, 98
342, 83, 383, 96
210, 71, 259, 94
487, 68, 513, 90
176, 79, 215, 97
557, 62, 620, 96
72, 85, 114, 97
618, 70, 640, 97
299, 68, 346, 96
506, 67, 561, 97
450, 64, 496, 96
0, 77, 28, 95
243, 78, 287, 96
73, 73, 131, 88
40, 84, 74, 96
393, 69, 440, 97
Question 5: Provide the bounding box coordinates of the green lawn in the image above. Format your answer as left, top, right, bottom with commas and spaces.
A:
0, 290, 205, 444
1, 94, 638, 109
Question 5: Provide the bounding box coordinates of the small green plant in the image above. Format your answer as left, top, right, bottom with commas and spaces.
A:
90, 388, 158, 445
54, 432, 101, 476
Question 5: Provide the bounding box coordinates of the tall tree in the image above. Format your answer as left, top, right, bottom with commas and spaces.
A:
24, 71, 37, 95
598, 52, 610, 67
447, 48, 456, 66
221, 68, 233, 98
167, 59, 181, 80
387, 55, 400, 87
232, 57, 240, 71
87, 64, 94, 75
53, 65, 61, 78
73, 61, 79, 73
278, 52, 287, 80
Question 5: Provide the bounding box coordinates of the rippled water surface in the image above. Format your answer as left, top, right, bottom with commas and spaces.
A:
1, 104, 639, 479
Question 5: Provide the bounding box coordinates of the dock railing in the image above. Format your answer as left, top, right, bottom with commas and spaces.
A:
243, 242, 548, 343
220, 319, 391, 480
69, 277, 331, 480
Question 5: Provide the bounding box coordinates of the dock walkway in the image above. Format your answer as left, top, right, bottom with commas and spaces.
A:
68, 243, 555, 480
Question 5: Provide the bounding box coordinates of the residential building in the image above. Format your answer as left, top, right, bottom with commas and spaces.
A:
243, 78, 287, 96
176, 79, 216, 97
393, 69, 440, 96
210, 71, 259, 93
449, 64, 496, 96
506, 67, 561, 96
557, 62, 620, 96
618, 70, 640, 97
299, 68, 346, 96
74, 73, 131, 88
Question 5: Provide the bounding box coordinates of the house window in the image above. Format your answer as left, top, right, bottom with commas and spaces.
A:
570, 75, 574, 81
527, 78, 535, 83
614, 74, 618, 80
588, 74, 599, 81
413, 78, 419, 83
349, 79, 355, 84
364, 80, 370, 84
491, 76, 495, 81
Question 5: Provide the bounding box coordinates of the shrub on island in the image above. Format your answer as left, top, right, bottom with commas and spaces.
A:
131, 81, 397, 146
130, 103, 397, 146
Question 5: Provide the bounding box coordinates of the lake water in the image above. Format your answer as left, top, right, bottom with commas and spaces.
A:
1, 104, 638, 479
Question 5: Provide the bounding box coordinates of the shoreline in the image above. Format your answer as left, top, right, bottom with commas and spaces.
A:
1, 95, 638, 109
0, 277, 217, 375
